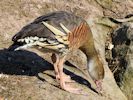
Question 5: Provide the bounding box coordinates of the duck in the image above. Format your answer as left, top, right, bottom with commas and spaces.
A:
11, 11, 104, 94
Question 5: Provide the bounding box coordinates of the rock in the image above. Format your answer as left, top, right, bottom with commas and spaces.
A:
105, 21, 133, 100
0, 0, 132, 99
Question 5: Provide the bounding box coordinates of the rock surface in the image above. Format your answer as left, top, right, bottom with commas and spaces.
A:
0, 0, 133, 100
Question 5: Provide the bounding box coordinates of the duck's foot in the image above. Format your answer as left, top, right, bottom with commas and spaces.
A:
56, 73, 75, 83
61, 83, 88, 96
63, 84, 82, 94
59, 76, 88, 96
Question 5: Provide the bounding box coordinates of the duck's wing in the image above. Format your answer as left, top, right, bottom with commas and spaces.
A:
12, 11, 83, 42
11, 11, 86, 52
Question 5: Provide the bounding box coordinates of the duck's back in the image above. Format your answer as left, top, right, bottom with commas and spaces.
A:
12, 11, 91, 53
13, 11, 84, 41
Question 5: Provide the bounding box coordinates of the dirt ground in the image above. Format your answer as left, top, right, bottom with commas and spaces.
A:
0, 0, 133, 100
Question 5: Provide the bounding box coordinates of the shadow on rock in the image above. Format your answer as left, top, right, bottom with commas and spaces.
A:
0, 49, 53, 76
0, 48, 97, 93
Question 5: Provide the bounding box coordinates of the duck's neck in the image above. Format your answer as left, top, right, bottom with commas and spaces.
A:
80, 35, 97, 59
80, 38, 104, 80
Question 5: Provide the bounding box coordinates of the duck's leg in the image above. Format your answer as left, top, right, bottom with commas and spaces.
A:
51, 53, 71, 82
57, 54, 83, 94
52, 53, 87, 94
51, 53, 60, 80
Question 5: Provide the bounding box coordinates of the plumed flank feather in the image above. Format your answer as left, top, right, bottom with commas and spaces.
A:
68, 22, 89, 49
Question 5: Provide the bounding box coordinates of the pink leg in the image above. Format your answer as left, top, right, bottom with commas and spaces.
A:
51, 54, 73, 83
52, 54, 87, 95
57, 55, 83, 94
51, 53, 60, 80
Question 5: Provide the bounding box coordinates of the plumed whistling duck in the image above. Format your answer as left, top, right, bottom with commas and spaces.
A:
11, 11, 104, 94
